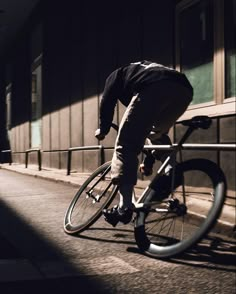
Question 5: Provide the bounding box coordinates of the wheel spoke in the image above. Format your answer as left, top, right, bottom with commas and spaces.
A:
64, 162, 118, 234
135, 159, 226, 258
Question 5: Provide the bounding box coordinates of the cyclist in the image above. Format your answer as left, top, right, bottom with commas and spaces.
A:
95, 60, 193, 227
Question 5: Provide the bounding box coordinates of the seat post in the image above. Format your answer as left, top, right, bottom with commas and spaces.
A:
177, 126, 195, 146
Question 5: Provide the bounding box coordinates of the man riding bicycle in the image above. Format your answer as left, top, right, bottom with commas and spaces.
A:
95, 60, 193, 227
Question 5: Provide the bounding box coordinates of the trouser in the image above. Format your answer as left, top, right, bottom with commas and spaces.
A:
141, 133, 173, 173
111, 80, 193, 185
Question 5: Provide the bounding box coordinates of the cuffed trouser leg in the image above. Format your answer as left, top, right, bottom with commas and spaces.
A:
111, 80, 193, 186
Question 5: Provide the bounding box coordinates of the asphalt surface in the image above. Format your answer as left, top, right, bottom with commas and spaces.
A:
0, 168, 235, 294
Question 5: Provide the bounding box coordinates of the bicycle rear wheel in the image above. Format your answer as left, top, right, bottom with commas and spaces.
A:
64, 161, 118, 234
135, 159, 226, 258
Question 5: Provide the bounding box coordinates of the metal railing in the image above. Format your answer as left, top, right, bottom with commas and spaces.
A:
0, 149, 12, 165
1, 143, 235, 175
0, 149, 42, 170
143, 143, 236, 151
25, 149, 41, 170
66, 145, 113, 175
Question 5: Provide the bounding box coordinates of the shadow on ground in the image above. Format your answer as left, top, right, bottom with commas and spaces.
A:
172, 235, 236, 271
76, 225, 236, 272
0, 200, 112, 294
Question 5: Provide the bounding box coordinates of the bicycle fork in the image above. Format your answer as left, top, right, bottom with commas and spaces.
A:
86, 165, 114, 203
86, 181, 113, 203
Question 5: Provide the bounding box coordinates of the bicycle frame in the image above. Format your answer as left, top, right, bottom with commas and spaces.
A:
65, 115, 231, 257
104, 116, 235, 211
134, 124, 196, 208
86, 164, 113, 203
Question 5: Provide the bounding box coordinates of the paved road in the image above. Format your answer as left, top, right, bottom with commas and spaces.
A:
0, 169, 235, 294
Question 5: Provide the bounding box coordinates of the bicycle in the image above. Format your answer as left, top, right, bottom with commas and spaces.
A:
64, 115, 226, 258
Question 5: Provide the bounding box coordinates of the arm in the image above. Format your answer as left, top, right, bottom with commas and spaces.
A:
95, 69, 122, 140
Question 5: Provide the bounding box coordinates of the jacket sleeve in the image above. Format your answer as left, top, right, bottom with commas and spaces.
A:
99, 69, 122, 134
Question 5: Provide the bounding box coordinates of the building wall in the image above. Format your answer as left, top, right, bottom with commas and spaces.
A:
1, 0, 235, 201
174, 115, 236, 203
9, 0, 174, 171
9, 37, 31, 163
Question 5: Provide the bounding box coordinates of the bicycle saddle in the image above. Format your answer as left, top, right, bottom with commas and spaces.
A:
181, 116, 212, 129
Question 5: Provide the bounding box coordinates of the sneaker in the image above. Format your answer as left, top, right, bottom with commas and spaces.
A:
103, 205, 133, 227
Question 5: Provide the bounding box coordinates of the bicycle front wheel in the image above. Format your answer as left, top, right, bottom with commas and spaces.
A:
64, 161, 118, 234
135, 159, 226, 258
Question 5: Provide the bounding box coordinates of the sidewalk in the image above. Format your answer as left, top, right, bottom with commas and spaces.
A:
0, 163, 235, 238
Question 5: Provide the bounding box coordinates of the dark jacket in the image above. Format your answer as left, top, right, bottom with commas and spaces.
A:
99, 60, 193, 134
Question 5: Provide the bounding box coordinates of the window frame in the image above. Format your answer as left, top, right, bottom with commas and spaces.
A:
30, 54, 43, 148
176, 0, 236, 120
5, 83, 12, 131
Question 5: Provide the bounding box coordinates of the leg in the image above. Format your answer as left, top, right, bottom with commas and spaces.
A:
140, 80, 193, 176
149, 80, 193, 136
139, 150, 156, 176
104, 80, 192, 226
118, 184, 134, 209
139, 133, 172, 176
104, 94, 159, 226
111, 94, 155, 186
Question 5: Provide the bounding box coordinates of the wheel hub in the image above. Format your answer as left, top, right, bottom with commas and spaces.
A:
168, 198, 187, 216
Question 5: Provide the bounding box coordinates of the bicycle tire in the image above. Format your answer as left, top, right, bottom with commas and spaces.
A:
134, 158, 226, 258
64, 161, 118, 234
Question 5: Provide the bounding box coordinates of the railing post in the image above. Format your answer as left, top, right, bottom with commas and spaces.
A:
25, 151, 28, 168
67, 149, 72, 175
38, 150, 42, 171
9, 151, 12, 165
100, 145, 105, 165
0, 150, 12, 165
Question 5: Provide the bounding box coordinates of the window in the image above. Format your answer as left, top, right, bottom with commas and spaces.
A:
31, 58, 42, 148
225, 0, 236, 98
179, 0, 214, 104
5, 84, 12, 139
176, 0, 236, 117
